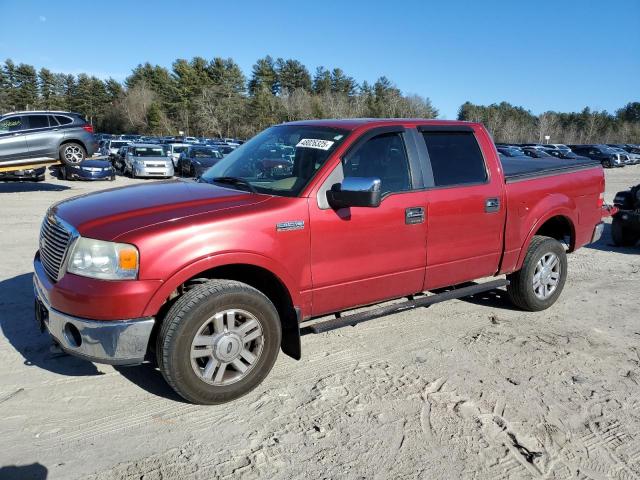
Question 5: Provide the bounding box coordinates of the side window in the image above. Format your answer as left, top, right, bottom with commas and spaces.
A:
421, 131, 487, 187
0, 116, 24, 133
343, 132, 411, 194
27, 115, 49, 129
55, 115, 73, 125
48, 115, 59, 126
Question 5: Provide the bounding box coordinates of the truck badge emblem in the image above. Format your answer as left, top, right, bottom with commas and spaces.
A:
276, 221, 305, 232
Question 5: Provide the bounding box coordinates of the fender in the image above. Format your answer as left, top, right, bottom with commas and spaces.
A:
514, 193, 577, 271
142, 251, 302, 317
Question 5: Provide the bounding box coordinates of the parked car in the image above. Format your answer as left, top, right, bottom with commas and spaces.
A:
611, 183, 640, 246
496, 146, 527, 157
101, 139, 131, 159
123, 144, 174, 178
216, 145, 236, 156
177, 146, 223, 177
608, 146, 639, 165
522, 147, 555, 158
569, 145, 625, 168
33, 119, 609, 405
61, 159, 115, 181
0, 166, 45, 181
165, 143, 190, 167
546, 149, 591, 161
0, 110, 96, 168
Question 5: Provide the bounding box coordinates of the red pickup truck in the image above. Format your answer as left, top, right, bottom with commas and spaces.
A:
33, 119, 607, 404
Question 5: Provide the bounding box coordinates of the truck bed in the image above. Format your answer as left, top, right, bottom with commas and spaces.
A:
500, 156, 601, 183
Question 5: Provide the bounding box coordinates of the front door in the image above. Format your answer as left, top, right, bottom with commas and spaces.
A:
309, 128, 427, 316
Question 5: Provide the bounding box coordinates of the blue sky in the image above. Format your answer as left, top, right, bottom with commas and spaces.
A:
1, 0, 638, 119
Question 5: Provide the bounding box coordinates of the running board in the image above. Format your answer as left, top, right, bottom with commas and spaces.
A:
300, 279, 509, 335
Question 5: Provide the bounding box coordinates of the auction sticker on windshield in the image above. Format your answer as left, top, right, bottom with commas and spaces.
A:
296, 139, 335, 150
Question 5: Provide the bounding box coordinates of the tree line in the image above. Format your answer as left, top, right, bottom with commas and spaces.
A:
0, 56, 436, 138
458, 101, 640, 144
0, 57, 638, 143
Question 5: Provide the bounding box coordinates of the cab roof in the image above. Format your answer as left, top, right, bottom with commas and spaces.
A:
281, 118, 477, 131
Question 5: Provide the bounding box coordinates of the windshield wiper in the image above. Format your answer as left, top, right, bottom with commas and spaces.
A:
211, 176, 257, 193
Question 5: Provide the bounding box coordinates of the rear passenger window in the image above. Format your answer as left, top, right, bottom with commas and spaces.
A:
55, 115, 73, 125
48, 115, 59, 126
27, 115, 49, 129
421, 131, 487, 187
343, 132, 411, 194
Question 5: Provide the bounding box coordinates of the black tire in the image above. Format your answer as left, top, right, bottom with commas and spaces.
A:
603, 160, 612, 168
611, 218, 638, 247
157, 279, 281, 404
507, 235, 568, 312
59, 142, 86, 166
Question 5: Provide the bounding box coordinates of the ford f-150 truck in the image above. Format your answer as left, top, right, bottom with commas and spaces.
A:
33, 119, 608, 404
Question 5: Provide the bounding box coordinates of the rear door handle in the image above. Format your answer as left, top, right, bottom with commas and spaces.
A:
405, 207, 425, 224
485, 197, 500, 213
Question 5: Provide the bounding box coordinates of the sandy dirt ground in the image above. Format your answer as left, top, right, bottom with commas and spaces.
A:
0, 166, 639, 480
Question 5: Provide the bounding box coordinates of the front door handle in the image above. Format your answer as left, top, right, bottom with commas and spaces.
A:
405, 207, 425, 224
485, 197, 501, 213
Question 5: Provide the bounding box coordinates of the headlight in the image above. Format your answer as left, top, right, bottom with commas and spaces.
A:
67, 237, 139, 280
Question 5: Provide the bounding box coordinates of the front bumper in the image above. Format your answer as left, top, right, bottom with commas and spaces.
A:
134, 164, 174, 177
67, 168, 115, 181
33, 268, 155, 366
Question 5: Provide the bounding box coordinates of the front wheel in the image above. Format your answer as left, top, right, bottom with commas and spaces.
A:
507, 235, 568, 311
157, 280, 281, 404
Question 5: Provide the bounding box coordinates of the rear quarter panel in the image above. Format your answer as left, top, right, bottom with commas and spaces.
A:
500, 166, 604, 274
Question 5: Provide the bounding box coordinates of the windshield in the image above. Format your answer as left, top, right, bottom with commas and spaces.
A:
132, 147, 165, 157
200, 125, 349, 197
172, 145, 188, 154
192, 148, 222, 158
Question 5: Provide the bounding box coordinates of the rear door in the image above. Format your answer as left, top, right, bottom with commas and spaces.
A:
416, 126, 506, 290
309, 126, 428, 315
0, 116, 29, 162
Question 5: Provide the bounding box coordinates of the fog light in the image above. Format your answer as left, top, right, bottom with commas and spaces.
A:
64, 323, 82, 348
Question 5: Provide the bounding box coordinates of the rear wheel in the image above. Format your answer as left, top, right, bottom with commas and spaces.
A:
507, 235, 567, 311
612, 218, 638, 246
157, 280, 281, 404
59, 142, 86, 166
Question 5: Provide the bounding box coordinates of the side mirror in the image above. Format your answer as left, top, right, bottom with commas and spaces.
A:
326, 177, 382, 209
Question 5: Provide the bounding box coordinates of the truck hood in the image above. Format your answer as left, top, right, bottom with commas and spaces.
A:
52, 179, 269, 241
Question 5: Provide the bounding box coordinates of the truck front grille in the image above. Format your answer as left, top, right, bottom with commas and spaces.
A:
39, 214, 72, 281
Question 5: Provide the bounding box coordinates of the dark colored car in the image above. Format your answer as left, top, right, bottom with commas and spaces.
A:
522, 147, 554, 159
496, 146, 527, 158
569, 145, 625, 168
177, 146, 223, 177
0, 166, 46, 181
546, 150, 591, 161
61, 159, 115, 181
611, 183, 640, 247
0, 111, 96, 168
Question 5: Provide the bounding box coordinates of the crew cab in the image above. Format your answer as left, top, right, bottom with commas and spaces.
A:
33, 119, 608, 404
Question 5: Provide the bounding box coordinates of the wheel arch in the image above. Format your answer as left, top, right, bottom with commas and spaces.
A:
515, 197, 577, 271
144, 254, 303, 360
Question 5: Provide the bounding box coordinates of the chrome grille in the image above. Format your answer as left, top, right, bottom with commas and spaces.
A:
39, 214, 72, 281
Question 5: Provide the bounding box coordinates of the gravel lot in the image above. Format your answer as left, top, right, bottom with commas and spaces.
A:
1, 166, 639, 480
